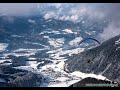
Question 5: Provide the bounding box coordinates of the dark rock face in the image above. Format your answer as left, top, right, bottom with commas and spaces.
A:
0, 82, 15, 87
11, 56, 27, 67
69, 77, 120, 87
7, 55, 27, 67
65, 34, 120, 83
0, 65, 26, 74
0, 65, 43, 87
37, 60, 53, 69
10, 73, 41, 87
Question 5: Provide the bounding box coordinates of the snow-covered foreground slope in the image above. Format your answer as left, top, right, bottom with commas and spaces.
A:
40, 46, 111, 87
5, 44, 109, 87
0, 33, 110, 87
11, 45, 110, 87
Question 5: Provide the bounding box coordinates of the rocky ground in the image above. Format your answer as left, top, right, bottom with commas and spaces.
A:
69, 77, 120, 87
0, 64, 44, 87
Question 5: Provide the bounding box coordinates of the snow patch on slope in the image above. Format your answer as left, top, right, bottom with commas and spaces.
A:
71, 71, 109, 81
63, 29, 74, 34
11, 35, 23, 37
69, 37, 82, 46
3, 48, 48, 57
48, 38, 65, 48
115, 38, 120, 44
28, 19, 36, 24
47, 48, 84, 59
43, 36, 49, 39
39, 30, 61, 35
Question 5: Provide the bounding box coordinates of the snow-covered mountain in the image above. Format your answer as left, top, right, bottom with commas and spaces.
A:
65, 34, 120, 84
0, 15, 114, 87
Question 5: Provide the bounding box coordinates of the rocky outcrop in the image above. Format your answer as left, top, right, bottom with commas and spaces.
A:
69, 77, 120, 87
9, 73, 41, 87
8, 55, 27, 67
65, 34, 120, 83
0, 65, 43, 87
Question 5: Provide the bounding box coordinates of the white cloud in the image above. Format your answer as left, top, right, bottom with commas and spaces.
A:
59, 15, 65, 20
0, 3, 107, 21
38, 3, 107, 22
48, 38, 65, 48
69, 7, 87, 17
99, 22, 120, 41
98, 4, 120, 41
53, 3, 62, 9
0, 3, 120, 41
70, 15, 79, 22
64, 16, 70, 21
44, 12, 56, 20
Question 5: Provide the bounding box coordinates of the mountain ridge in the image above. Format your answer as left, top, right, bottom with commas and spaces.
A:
65, 34, 120, 83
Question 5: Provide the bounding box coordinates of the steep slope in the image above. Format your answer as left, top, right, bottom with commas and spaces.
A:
65, 34, 120, 83
0, 65, 44, 87
69, 77, 120, 87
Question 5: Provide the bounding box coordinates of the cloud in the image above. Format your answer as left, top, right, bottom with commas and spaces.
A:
0, 3, 106, 20
51, 3, 62, 9
44, 11, 56, 20
99, 22, 120, 41
40, 3, 106, 21
0, 3, 120, 41
70, 15, 79, 22
98, 3, 120, 41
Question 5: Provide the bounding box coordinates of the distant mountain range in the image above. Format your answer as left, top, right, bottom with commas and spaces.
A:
0, 15, 107, 52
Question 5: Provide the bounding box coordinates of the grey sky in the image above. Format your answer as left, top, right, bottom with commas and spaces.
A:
0, 3, 38, 16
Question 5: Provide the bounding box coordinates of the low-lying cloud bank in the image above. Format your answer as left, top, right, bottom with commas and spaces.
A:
0, 3, 120, 41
